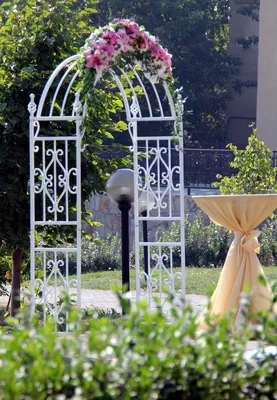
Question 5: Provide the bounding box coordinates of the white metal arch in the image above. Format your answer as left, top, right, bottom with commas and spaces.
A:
29, 54, 185, 329
35, 54, 177, 121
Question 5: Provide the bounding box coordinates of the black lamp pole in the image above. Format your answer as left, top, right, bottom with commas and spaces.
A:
106, 168, 143, 314
118, 201, 131, 292
141, 210, 149, 276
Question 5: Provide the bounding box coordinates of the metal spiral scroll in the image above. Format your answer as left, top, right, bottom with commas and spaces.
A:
45, 149, 65, 214
34, 146, 77, 215
138, 146, 173, 210
34, 256, 77, 326
34, 168, 44, 193
33, 121, 40, 138
128, 121, 134, 142
171, 166, 181, 191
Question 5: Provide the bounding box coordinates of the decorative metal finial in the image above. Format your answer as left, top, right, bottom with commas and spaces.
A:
28, 94, 37, 116
130, 95, 139, 117
73, 91, 83, 115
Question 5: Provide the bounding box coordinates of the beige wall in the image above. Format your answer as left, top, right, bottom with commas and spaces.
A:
257, 0, 277, 150
84, 194, 200, 241
227, 0, 259, 146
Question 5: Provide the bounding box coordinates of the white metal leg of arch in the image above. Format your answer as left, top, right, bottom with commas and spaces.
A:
132, 130, 186, 312
29, 94, 82, 331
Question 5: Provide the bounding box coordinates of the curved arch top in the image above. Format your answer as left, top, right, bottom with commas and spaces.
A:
33, 54, 177, 122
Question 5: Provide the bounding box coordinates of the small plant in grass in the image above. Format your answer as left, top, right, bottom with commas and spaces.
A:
213, 129, 277, 194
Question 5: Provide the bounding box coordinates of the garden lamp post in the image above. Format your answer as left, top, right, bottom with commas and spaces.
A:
138, 190, 155, 276
106, 169, 141, 294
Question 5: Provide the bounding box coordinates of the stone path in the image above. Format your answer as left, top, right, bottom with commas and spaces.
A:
78, 289, 208, 313
0, 289, 208, 313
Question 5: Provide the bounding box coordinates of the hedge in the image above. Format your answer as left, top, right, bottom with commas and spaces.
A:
0, 293, 276, 399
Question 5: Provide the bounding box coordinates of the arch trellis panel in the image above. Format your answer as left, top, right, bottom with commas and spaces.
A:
29, 54, 185, 329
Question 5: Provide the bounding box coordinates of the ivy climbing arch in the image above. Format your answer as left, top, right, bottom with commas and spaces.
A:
28, 20, 186, 330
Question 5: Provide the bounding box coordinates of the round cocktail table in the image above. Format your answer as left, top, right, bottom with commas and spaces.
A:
192, 193, 277, 326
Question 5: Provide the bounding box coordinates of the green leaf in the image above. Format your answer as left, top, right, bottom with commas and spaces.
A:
116, 120, 128, 131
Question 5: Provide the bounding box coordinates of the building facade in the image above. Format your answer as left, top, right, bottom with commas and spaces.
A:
227, 0, 259, 147
256, 0, 277, 150
228, 0, 277, 151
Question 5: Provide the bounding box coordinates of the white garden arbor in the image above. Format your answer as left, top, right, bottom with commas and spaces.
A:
29, 53, 186, 329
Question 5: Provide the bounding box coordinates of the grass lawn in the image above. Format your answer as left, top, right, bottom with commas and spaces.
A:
80, 266, 277, 296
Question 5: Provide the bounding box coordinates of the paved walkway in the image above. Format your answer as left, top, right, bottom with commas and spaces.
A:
0, 289, 208, 313
78, 289, 208, 312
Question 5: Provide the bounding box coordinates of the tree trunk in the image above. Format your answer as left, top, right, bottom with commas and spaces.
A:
11, 248, 23, 317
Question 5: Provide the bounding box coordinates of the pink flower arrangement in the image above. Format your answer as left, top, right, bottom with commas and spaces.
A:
83, 19, 172, 81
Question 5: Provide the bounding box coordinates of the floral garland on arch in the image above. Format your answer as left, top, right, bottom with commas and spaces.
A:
82, 19, 173, 83
79, 19, 183, 145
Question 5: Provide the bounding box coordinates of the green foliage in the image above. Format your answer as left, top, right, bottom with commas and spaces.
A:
0, 294, 276, 399
213, 130, 277, 194
80, 78, 132, 200
0, 244, 11, 294
67, 234, 121, 274
158, 214, 231, 267
237, 1, 260, 22
236, 34, 259, 50
94, 0, 244, 145
0, 0, 131, 260
259, 215, 277, 266
0, 0, 93, 252
158, 211, 277, 267
235, 2, 259, 51
185, 213, 230, 267
0, 243, 29, 294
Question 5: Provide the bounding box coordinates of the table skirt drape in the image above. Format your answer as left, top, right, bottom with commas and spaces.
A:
192, 194, 277, 325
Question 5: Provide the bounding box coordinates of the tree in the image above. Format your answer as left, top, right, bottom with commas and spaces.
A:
93, 0, 242, 146
213, 130, 277, 194
0, 0, 129, 291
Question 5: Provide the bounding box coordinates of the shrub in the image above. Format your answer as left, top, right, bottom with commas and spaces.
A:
49, 211, 277, 275
0, 294, 276, 399
213, 129, 277, 194
158, 211, 277, 267
158, 212, 231, 267
259, 214, 277, 266
185, 212, 231, 267
68, 234, 121, 274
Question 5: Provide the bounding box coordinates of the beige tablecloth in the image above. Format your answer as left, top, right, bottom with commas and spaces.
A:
193, 194, 277, 325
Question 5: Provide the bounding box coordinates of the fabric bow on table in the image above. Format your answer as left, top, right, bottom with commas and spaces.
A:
236, 230, 261, 254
